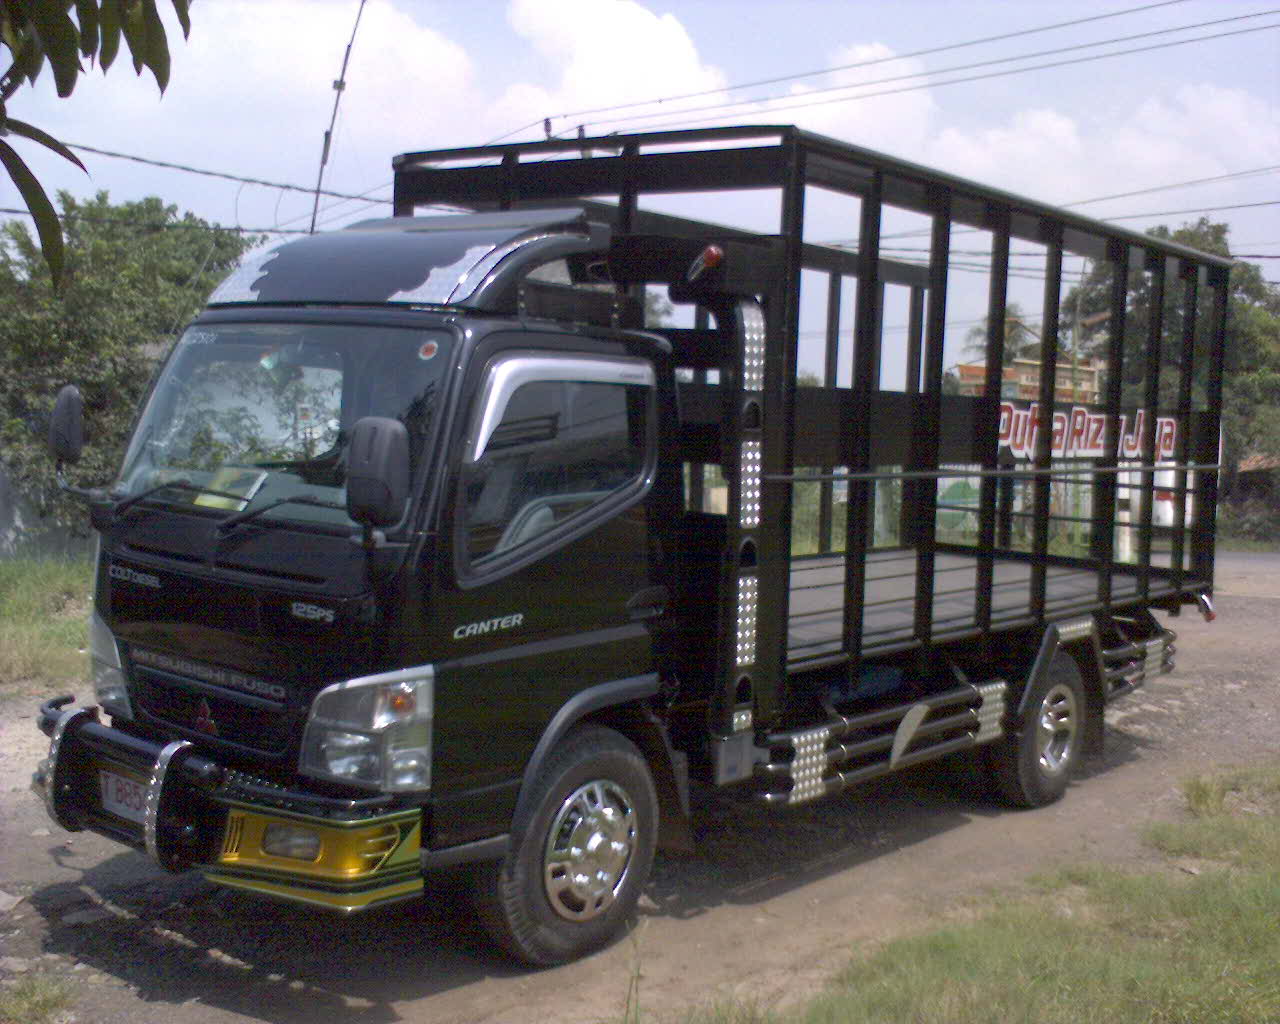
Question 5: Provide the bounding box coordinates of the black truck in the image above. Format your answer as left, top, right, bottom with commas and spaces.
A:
34, 126, 1227, 965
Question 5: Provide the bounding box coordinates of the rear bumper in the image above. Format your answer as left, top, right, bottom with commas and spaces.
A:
33, 697, 424, 912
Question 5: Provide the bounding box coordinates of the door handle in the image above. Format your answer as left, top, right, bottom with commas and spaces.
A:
626, 585, 669, 621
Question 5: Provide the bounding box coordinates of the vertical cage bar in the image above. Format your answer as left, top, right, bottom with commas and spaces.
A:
499, 151, 518, 211
1170, 266, 1197, 594
906, 285, 925, 394
976, 207, 1011, 632
1191, 267, 1228, 585
1137, 252, 1165, 599
1030, 222, 1063, 621
687, 306, 710, 512
912, 187, 951, 643
818, 272, 842, 553
1094, 240, 1129, 605
752, 136, 805, 727
842, 169, 882, 680
617, 142, 638, 234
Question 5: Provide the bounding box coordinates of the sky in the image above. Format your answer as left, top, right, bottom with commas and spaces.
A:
2, 0, 1277, 373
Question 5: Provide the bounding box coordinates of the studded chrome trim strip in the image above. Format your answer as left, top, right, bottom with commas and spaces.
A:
1143, 637, 1166, 678
787, 726, 831, 805
1054, 617, 1095, 644
974, 681, 1007, 744
144, 740, 192, 864
739, 300, 766, 393
740, 440, 762, 529
735, 574, 759, 667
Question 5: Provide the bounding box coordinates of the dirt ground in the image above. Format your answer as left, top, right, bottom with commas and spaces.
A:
1, 550, 1276, 1024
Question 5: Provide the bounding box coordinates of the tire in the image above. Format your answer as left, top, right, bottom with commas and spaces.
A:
986, 649, 1088, 808
473, 725, 658, 967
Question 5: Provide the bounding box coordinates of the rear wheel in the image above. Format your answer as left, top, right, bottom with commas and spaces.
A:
987, 649, 1087, 808
473, 726, 657, 966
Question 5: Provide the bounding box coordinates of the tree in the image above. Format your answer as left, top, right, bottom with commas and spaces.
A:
1059, 220, 1280, 484
964, 302, 1042, 362
0, 191, 259, 528
0, 1, 191, 283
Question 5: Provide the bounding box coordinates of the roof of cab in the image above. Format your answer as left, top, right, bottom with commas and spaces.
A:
207, 208, 603, 307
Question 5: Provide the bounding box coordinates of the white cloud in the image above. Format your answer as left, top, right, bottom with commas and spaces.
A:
1, 0, 1273, 250
3, 1, 476, 230
490, 0, 728, 139
770, 43, 939, 156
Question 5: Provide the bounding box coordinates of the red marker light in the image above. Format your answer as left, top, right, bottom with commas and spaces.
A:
686, 245, 724, 284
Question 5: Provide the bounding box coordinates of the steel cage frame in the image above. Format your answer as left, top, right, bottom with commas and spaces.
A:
392, 124, 1231, 735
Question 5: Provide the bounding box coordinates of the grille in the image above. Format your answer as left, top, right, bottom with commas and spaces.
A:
131, 668, 292, 757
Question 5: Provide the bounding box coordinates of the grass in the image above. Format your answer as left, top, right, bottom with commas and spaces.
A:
669, 759, 1280, 1024
0, 973, 73, 1024
0, 555, 93, 695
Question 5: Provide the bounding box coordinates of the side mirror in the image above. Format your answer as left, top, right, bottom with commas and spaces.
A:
49, 385, 84, 465
346, 417, 410, 527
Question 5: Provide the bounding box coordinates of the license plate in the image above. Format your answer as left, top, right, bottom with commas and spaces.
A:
99, 769, 147, 824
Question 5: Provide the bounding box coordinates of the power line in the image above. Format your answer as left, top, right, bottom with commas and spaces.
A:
64, 142, 381, 203
1063, 166, 1280, 208
878, 165, 1280, 242
1102, 200, 1280, 220
489, 0, 1196, 144
821, 164, 1280, 246
589, 21, 1280, 136
570, 9, 1277, 137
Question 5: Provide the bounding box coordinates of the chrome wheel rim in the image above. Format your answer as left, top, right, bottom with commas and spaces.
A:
543, 779, 636, 922
1037, 683, 1080, 776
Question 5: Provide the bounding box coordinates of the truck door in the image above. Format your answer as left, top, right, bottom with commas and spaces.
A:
428, 339, 662, 845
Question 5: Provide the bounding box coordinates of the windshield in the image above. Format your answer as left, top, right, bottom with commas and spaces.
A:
117, 321, 453, 530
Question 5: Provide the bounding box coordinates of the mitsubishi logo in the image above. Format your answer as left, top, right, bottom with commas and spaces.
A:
193, 698, 219, 736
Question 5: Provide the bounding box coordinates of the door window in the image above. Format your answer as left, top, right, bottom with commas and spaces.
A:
460, 355, 654, 566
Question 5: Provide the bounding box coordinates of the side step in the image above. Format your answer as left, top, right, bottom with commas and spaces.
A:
757, 681, 1007, 806
1101, 626, 1175, 703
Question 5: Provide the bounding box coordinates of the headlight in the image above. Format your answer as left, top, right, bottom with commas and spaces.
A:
89, 611, 132, 721
299, 665, 433, 792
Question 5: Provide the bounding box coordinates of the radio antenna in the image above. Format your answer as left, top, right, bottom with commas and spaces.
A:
308, 0, 367, 234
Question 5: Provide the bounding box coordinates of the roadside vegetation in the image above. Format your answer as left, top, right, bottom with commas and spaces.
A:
0, 555, 92, 695
666, 759, 1280, 1024
0, 973, 72, 1024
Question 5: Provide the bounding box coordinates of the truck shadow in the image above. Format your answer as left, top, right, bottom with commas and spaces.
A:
647, 721, 1156, 920
24, 723, 1157, 1023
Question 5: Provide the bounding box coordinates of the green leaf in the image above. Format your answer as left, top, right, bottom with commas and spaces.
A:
10, 29, 46, 88
18, 0, 82, 97
75, 0, 99, 57
118, 0, 146, 76
140, 0, 169, 91
98, 0, 121, 70
0, 138, 64, 285
5, 118, 87, 173
170, 0, 189, 37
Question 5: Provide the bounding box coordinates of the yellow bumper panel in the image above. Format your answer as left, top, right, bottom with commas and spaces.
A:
202, 805, 423, 913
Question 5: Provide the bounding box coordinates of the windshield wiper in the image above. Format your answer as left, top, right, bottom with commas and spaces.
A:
216, 494, 345, 535
112, 480, 252, 519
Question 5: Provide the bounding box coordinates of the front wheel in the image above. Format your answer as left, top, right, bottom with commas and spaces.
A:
986, 649, 1088, 808
473, 726, 658, 966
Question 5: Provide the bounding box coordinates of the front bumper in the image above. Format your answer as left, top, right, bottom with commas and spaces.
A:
33, 697, 424, 912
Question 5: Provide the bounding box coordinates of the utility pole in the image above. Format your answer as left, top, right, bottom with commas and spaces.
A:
309, 0, 367, 234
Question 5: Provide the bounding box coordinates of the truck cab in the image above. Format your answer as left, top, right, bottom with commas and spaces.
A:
36, 206, 743, 961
